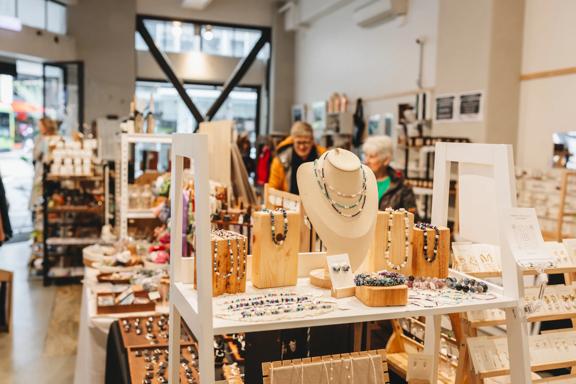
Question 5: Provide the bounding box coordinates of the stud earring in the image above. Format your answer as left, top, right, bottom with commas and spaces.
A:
332, 264, 342, 272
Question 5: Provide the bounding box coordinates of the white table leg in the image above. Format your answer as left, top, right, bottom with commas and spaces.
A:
505, 307, 532, 384
169, 302, 182, 384
423, 314, 441, 383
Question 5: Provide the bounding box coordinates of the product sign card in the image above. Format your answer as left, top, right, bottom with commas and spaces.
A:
501, 208, 554, 267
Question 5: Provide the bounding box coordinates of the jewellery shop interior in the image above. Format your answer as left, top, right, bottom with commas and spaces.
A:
3, 0, 576, 384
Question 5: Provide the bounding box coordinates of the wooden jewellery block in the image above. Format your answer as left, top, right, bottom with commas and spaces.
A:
355, 285, 408, 307
367, 210, 414, 275
197, 237, 247, 297
411, 226, 450, 278
251, 210, 300, 288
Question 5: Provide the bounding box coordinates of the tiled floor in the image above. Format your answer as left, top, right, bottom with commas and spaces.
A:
0, 241, 77, 384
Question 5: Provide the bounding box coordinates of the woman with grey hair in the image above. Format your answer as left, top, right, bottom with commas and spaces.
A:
362, 135, 417, 214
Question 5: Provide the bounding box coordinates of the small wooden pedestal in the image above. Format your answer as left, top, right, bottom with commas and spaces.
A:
367, 210, 414, 274
355, 285, 408, 307
411, 226, 450, 278
252, 210, 300, 288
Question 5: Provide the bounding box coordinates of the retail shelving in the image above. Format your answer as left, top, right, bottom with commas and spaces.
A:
42, 165, 105, 285
119, 133, 172, 239
517, 169, 576, 241
167, 136, 532, 383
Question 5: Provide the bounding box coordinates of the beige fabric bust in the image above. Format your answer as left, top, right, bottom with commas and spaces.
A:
297, 148, 378, 272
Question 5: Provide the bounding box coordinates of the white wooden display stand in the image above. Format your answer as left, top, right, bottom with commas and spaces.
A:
431, 143, 532, 384
119, 133, 172, 238
168, 136, 527, 383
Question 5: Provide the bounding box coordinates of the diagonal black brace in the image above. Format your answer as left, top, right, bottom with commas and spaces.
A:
136, 17, 205, 125
204, 29, 271, 123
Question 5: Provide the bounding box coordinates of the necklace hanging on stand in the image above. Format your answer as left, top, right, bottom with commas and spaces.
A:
264, 208, 288, 246
416, 222, 439, 263
313, 153, 367, 218
383, 208, 411, 271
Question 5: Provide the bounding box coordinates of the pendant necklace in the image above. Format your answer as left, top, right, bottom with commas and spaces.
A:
264, 208, 288, 246
415, 222, 439, 263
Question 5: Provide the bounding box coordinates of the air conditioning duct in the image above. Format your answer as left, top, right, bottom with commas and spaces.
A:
353, 0, 408, 28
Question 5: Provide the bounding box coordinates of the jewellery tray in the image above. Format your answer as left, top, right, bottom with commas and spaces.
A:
261, 349, 390, 384
97, 272, 132, 285
119, 315, 196, 348
96, 291, 155, 315
128, 345, 199, 384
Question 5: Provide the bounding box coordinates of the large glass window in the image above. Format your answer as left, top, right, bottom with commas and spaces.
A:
135, 80, 259, 141
136, 19, 269, 60
13, 0, 67, 34
0, 0, 16, 17
19, 0, 45, 29
46, 0, 66, 34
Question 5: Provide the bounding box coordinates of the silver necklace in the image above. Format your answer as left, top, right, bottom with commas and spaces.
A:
384, 208, 411, 271
313, 156, 367, 218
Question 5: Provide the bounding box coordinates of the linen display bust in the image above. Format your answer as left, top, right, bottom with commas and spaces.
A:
297, 148, 378, 271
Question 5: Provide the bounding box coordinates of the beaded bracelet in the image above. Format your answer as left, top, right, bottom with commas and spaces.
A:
406, 276, 446, 290
445, 276, 488, 293
354, 271, 406, 287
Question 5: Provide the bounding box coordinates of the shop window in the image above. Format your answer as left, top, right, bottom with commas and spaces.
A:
46, 0, 66, 34
0, 0, 16, 17
18, 0, 45, 29
135, 80, 259, 142
135, 18, 269, 60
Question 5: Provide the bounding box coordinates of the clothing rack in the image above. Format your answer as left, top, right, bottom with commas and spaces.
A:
261, 349, 390, 384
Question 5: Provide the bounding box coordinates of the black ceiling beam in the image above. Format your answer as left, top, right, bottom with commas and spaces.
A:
204, 30, 271, 124
136, 17, 204, 125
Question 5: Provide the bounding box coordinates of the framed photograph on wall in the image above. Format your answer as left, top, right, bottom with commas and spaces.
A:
311, 101, 327, 133
291, 104, 306, 124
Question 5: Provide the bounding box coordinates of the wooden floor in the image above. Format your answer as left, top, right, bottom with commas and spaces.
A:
0, 241, 77, 384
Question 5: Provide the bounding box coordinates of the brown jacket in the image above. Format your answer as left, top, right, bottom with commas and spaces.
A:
268, 137, 326, 192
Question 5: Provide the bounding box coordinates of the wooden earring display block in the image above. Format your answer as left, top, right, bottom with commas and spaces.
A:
355, 285, 408, 307
367, 210, 414, 275
252, 211, 300, 288
411, 226, 450, 278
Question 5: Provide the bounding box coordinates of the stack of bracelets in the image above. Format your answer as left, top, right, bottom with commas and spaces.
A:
406, 275, 489, 293
354, 271, 407, 287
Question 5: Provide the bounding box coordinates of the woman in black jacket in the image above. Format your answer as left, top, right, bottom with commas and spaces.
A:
362, 135, 418, 216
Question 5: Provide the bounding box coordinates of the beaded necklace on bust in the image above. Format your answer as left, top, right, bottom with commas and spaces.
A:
383, 208, 411, 271
263, 208, 288, 246
313, 153, 367, 218
415, 222, 440, 263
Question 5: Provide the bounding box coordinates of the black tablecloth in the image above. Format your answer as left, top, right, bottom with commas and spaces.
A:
105, 321, 131, 384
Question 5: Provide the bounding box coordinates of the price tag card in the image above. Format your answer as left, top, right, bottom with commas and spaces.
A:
501, 208, 554, 268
